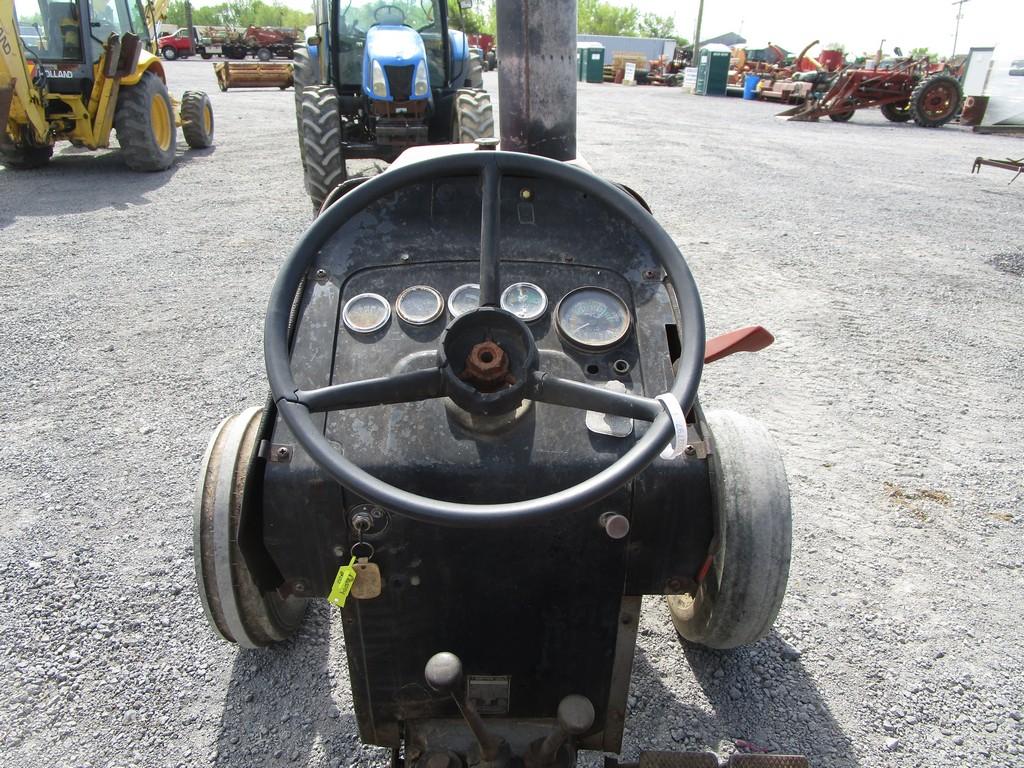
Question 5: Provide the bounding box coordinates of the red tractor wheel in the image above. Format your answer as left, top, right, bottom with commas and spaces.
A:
881, 100, 913, 123
910, 73, 962, 128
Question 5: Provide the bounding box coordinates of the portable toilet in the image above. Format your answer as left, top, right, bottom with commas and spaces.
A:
577, 41, 606, 83
696, 44, 730, 95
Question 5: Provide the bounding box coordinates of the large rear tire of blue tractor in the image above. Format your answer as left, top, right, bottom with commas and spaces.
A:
452, 89, 494, 144
292, 46, 317, 171
300, 85, 347, 213
667, 410, 792, 650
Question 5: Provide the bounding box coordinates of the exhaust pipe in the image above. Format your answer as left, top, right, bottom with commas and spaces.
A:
496, 0, 577, 161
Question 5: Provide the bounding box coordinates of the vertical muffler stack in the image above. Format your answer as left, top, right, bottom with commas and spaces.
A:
496, 0, 578, 161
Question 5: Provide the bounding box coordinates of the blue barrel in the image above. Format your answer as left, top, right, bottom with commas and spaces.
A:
743, 74, 761, 100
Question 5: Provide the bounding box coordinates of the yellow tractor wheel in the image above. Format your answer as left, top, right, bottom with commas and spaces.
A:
0, 144, 54, 170
115, 71, 177, 172
180, 91, 215, 149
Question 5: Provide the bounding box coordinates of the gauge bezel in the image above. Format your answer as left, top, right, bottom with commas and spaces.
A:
342, 292, 391, 334
554, 286, 632, 351
396, 285, 445, 326
500, 282, 548, 324
447, 283, 481, 318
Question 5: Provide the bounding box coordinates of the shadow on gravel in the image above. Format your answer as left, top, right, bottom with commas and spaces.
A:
214, 603, 363, 766
634, 633, 860, 768
0, 145, 214, 227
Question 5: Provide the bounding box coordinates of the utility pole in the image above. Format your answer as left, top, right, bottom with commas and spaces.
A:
691, 0, 705, 65
951, 0, 970, 59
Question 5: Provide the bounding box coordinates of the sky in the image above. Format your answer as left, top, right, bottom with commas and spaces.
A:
232, 0, 1022, 57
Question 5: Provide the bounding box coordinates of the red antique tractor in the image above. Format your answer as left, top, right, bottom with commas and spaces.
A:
779, 57, 963, 127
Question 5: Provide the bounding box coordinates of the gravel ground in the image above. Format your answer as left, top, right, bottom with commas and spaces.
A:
1, 61, 1022, 768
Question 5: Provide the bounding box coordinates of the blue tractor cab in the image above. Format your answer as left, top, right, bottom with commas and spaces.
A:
294, 0, 492, 211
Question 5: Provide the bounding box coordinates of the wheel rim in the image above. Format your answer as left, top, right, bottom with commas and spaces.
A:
922, 83, 955, 120
150, 95, 172, 152
203, 103, 212, 135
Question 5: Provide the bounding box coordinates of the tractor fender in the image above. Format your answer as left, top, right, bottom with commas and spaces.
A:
119, 50, 166, 86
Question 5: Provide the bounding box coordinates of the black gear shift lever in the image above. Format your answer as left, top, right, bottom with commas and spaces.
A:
425, 652, 509, 765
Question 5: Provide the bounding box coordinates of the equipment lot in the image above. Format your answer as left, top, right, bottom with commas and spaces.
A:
1, 61, 1022, 767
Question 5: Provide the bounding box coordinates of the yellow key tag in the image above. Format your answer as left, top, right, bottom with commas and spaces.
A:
328, 556, 358, 607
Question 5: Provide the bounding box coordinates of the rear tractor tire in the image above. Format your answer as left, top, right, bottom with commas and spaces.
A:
0, 143, 53, 169
667, 410, 792, 650
910, 73, 962, 128
463, 53, 484, 89
180, 90, 215, 149
299, 85, 346, 213
291, 45, 318, 170
115, 70, 176, 171
451, 89, 494, 144
881, 100, 912, 123
195, 407, 308, 648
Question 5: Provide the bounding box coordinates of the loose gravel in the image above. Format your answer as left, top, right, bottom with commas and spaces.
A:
1, 62, 1022, 768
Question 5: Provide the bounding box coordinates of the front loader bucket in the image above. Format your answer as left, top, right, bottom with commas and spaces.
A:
213, 61, 294, 92
777, 103, 822, 121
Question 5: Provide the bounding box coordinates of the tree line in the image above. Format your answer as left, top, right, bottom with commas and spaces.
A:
163, 0, 312, 29
163, 0, 685, 44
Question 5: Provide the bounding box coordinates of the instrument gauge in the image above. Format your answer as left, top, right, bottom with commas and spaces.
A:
500, 282, 548, 323
342, 292, 391, 334
448, 283, 480, 318
396, 285, 444, 325
555, 287, 631, 350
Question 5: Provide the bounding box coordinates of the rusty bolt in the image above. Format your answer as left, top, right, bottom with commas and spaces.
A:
463, 341, 509, 384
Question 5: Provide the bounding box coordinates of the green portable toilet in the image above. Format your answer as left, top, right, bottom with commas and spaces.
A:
696, 45, 730, 95
577, 41, 605, 83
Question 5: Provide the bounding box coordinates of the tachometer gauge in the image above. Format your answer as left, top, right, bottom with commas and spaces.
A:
396, 285, 444, 325
448, 283, 480, 318
342, 293, 391, 334
501, 282, 548, 323
555, 287, 631, 350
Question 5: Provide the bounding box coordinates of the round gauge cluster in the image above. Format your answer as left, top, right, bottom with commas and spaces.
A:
555, 287, 631, 350
342, 282, 633, 351
396, 285, 444, 325
501, 282, 548, 323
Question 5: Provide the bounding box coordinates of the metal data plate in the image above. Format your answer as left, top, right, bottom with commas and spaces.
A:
467, 675, 511, 715
585, 380, 634, 438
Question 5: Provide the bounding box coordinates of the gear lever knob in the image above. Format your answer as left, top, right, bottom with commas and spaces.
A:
556, 695, 595, 736
425, 652, 464, 698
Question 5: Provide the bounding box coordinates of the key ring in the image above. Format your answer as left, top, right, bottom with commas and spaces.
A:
351, 541, 375, 560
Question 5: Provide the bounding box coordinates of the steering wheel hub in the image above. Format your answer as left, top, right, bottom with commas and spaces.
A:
440, 307, 538, 415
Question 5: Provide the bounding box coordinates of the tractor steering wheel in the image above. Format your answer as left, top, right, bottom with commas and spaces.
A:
373, 4, 405, 23
265, 151, 705, 527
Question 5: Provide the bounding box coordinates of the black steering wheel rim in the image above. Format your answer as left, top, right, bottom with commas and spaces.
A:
265, 151, 705, 527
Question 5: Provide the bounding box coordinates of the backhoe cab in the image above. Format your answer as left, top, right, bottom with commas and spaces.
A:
0, 0, 213, 170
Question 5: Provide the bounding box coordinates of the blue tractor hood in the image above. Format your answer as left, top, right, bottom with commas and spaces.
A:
363, 25, 430, 102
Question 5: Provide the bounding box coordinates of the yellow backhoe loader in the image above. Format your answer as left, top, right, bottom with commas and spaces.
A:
1, 0, 213, 170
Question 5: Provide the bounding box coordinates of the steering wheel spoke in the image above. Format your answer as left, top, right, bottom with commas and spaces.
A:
478, 162, 501, 307
527, 371, 662, 422
295, 367, 444, 413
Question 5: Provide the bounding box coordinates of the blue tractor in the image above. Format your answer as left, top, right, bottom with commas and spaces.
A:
294, 0, 493, 211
